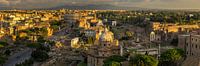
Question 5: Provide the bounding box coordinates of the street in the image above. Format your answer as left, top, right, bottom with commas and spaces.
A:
3, 48, 33, 66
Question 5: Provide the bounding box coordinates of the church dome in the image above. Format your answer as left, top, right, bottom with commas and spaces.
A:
150, 31, 155, 35
99, 28, 114, 42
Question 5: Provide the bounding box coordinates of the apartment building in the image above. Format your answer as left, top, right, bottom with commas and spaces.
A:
178, 30, 200, 57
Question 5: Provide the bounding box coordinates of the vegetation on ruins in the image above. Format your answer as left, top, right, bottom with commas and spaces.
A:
159, 48, 184, 66
129, 54, 158, 66
103, 55, 126, 66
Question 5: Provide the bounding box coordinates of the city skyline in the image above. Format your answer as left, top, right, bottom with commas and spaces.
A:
0, 0, 200, 9
1, 3, 200, 66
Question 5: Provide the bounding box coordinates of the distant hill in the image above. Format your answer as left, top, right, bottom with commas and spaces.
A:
47, 4, 143, 10
0, 4, 200, 11
0, 4, 144, 10
0, 7, 13, 10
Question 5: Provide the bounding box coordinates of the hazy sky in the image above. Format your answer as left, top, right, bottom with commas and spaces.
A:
0, 0, 200, 9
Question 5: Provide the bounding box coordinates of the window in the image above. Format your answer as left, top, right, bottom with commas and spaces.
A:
186, 43, 188, 46
196, 45, 198, 48
104, 44, 106, 46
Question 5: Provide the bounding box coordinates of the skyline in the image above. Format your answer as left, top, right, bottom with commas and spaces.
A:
1, 2, 200, 66
0, 0, 200, 9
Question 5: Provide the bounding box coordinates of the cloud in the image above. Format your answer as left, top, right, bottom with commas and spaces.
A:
111, 0, 200, 9
0, 0, 10, 6
0, 0, 200, 9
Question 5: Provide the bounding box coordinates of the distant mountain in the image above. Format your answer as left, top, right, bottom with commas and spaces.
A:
48, 4, 143, 10
0, 4, 144, 10
0, 7, 13, 10
1, 4, 200, 11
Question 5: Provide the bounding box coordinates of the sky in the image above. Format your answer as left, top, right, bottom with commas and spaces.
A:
0, 0, 200, 9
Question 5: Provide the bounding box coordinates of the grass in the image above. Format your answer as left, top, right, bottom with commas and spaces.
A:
78, 61, 87, 66
0, 44, 4, 48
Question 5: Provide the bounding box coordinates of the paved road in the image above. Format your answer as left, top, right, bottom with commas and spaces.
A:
3, 48, 33, 66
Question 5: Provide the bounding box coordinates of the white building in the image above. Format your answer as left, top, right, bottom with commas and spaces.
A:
71, 37, 80, 48
150, 31, 156, 41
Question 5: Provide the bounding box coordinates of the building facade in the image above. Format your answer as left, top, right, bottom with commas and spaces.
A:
87, 28, 120, 66
179, 31, 200, 66
178, 30, 200, 57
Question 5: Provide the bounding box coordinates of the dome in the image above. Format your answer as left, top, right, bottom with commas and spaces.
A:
150, 31, 155, 35
99, 28, 114, 42
97, 20, 104, 26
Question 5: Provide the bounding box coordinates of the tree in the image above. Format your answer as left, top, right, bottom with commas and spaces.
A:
0, 41, 8, 47
111, 61, 121, 66
26, 43, 41, 48
37, 36, 46, 43
0, 55, 6, 65
31, 50, 49, 62
0, 41, 9, 48
129, 54, 158, 66
37, 44, 50, 52
159, 48, 184, 66
78, 61, 87, 66
104, 55, 126, 63
103, 55, 126, 66
125, 31, 134, 39
4, 49, 11, 56
104, 61, 121, 66
47, 41, 56, 46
